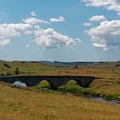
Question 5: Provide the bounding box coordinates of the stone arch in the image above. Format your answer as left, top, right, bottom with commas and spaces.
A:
65, 79, 79, 86
44, 77, 62, 90
21, 80, 29, 86
73, 76, 95, 88
39, 79, 56, 89
38, 80, 51, 88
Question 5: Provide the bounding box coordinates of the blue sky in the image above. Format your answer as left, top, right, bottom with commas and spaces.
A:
0, 0, 120, 62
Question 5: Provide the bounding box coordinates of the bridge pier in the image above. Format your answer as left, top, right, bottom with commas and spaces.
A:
73, 76, 95, 87
45, 76, 70, 90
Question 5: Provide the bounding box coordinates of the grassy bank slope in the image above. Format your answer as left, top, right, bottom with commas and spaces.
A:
0, 61, 64, 76
57, 79, 120, 100
0, 82, 120, 120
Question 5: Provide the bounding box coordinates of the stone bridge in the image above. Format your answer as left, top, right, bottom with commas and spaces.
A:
0, 76, 95, 89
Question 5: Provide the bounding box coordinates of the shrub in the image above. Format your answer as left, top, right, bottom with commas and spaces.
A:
115, 64, 120, 67
0, 73, 5, 76
6, 72, 12, 76
3, 63, 11, 69
14, 68, 19, 75
105, 94, 114, 101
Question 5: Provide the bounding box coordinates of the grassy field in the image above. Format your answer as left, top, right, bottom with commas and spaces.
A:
0, 82, 120, 120
0, 61, 120, 77
0, 61, 120, 120
0, 61, 65, 76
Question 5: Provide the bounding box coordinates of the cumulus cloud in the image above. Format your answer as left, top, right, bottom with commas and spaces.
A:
26, 44, 30, 48
34, 25, 76, 49
0, 14, 80, 49
90, 15, 107, 22
75, 38, 82, 43
0, 23, 33, 36
86, 20, 120, 50
0, 23, 33, 46
0, 39, 10, 46
30, 11, 36, 17
50, 16, 65, 22
81, 0, 120, 15
23, 17, 49, 25
83, 22, 92, 26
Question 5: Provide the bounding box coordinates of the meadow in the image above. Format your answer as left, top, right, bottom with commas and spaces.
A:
0, 61, 120, 120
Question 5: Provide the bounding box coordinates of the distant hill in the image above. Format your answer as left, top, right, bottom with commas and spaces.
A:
40, 61, 119, 68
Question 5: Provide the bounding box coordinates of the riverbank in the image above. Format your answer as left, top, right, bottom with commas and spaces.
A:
32, 78, 120, 101
31, 79, 120, 107
58, 79, 120, 101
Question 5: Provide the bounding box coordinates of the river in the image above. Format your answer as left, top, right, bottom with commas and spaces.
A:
86, 97, 120, 107
66, 92, 120, 107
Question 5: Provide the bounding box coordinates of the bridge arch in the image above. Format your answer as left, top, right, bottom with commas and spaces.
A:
37, 80, 54, 89
65, 79, 78, 86
44, 78, 60, 90
19, 80, 30, 87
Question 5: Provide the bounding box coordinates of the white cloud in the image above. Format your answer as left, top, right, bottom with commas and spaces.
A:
93, 43, 106, 48
90, 15, 107, 22
26, 44, 30, 48
0, 39, 10, 46
50, 16, 65, 22
30, 11, 36, 17
75, 38, 82, 43
34, 25, 76, 49
81, 0, 120, 15
0, 23, 33, 46
0, 16, 80, 49
83, 22, 92, 26
87, 20, 120, 50
23, 17, 49, 25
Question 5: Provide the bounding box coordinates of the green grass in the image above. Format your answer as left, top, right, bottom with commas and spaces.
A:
28, 67, 64, 72
33, 80, 51, 92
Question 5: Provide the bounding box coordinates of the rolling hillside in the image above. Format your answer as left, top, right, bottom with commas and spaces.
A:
0, 60, 120, 77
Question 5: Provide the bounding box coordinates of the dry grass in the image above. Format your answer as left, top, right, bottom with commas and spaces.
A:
91, 79, 120, 95
0, 82, 120, 120
0, 61, 120, 77
0, 61, 120, 119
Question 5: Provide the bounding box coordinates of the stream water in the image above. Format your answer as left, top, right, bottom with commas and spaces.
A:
86, 97, 120, 107
66, 92, 120, 107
